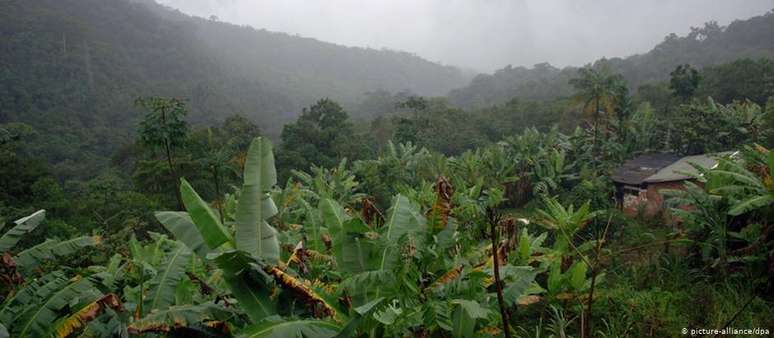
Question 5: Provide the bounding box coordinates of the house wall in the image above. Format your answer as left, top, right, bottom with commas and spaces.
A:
621, 180, 689, 218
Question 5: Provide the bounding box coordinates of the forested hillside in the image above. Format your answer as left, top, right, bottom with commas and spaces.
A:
0, 0, 468, 177
449, 10, 774, 108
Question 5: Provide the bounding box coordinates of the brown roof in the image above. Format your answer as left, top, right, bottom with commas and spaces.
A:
611, 153, 682, 185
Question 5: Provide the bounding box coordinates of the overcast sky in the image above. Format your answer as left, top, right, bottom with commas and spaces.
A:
157, 0, 774, 72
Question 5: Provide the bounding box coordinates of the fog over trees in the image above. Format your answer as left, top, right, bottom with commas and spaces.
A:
158, 0, 774, 71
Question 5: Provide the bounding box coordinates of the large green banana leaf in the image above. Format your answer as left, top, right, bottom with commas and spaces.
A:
235, 137, 280, 263
155, 211, 211, 258
214, 250, 276, 323
450, 299, 489, 338
378, 194, 426, 270
238, 316, 340, 338
319, 198, 349, 232
335, 297, 385, 338
333, 219, 377, 273
14, 276, 100, 337
14, 236, 101, 272
0, 210, 45, 252
144, 242, 193, 313
320, 199, 378, 273
128, 302, 231, 335
180, 178, 232, 249
0, 271, 65, 324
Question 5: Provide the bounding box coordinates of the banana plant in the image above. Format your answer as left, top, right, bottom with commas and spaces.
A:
70, 234, 226, 337
0, 210, 104, 337
536, 197, 598, 254
157, 137, 351, 337
0, 209, 228, 337
292, 158, 366, 207
321, 198, 378, 274
710, 147, 773, 216
532, 148, 577, 197
0, 210, 100, 275
0, 210, 45, 252
155, 137, 281, 323
14, 235, 102, 274
3, 271, 105, 337
536, 197, 603, 304
334, 194, 427, 304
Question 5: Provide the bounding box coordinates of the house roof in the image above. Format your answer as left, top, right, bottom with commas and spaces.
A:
612, 152, 731, 185
644, 153, 727, 183
611, 153, 682, 185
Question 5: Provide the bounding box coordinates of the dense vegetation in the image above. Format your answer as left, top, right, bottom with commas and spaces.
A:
449, 11, 774, 109
2, 63, 773, 336
2, 1, 774, 337
0, 0, 469, 180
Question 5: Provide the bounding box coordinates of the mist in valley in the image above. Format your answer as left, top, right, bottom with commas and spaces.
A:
158, 0, 774, 72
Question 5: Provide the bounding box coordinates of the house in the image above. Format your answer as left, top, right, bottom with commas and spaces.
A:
612, 153, 727, 216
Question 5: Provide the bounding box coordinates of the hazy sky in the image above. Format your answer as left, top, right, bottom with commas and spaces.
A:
157, 0, 774, 72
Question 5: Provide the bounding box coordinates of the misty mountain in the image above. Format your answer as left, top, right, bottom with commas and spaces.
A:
449, 10, 774, 109
0, 0, 468, 172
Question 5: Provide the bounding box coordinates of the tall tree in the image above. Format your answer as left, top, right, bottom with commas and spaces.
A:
569, 66, 623, 153
189, 114, 261, 221
613, 84, 634, 143
669, 64, 701, 101
277, 99, 362, 181
136, 97, 189, 208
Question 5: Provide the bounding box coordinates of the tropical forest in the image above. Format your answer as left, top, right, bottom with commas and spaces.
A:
1, 0, 774, 337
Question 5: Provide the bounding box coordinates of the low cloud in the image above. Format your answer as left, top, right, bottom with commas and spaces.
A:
157, 0, 774, 72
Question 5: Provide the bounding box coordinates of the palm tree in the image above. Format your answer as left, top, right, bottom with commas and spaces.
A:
569, 66, 624, 154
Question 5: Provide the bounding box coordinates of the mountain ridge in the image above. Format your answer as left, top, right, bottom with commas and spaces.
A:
448, 9, 774, 108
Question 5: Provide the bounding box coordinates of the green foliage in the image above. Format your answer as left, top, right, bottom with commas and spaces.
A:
278, 99, 368, 181
388, 98, 488, 155
451, 13, 774, 109
378, 194, 427, 271
4, 127, 774, 337
128, 303, 232, 335
3, 5, 774, 335
238, 317, 340, 338
13, 275, 101, 337
0, 210, 45, 252
1, 0, 467, 184
670, 98, 765, 154
669, 64, 701, 100
235, 137, 281, 262
14, 235, 100, 272
665, 147, 773, 276
214, 250, 276, 323
136, 97, 189, 153
698, 58, 774, 105
711, 150, 774, 216
570, 65, 627, 152
292, 159, 366, 207
155, 211, 211, 258
449, 63, 575, 109
180, 177, 232, 249
143, 242, 193, 314
537, 198, 597, 250
354, 141, 433, 207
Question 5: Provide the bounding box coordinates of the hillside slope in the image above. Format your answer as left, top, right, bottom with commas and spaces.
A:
0, 0, 467, 175
449, 10, 774, 108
